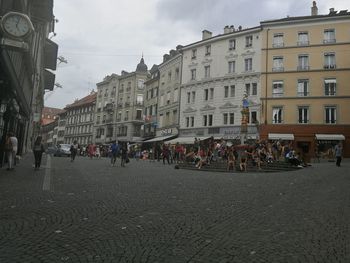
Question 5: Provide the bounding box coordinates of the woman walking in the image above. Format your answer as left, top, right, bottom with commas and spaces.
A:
33, 136, 45, 170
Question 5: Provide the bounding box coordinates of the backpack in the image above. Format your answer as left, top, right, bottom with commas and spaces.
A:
4, 138, 13, 151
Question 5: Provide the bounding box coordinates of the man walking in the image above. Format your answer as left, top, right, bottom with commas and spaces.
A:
334, 142, 343, 167
110, 141, 119, 166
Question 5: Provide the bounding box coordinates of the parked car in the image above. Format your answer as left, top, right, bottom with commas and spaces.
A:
54, 144, 71, 157
46, 146, 58, 155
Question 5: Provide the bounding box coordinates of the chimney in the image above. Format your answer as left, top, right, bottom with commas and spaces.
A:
163, 54, 170, 62
202, 30, 212, 40
329, 8, 335, 14
311, 1, 318, 16
230, 25, 235, 32
224, 25, 230, 34
238, 25, 242, 31
176, 45, 183, 50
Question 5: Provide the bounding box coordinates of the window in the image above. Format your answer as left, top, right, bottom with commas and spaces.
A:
298, 31, 309, 46
251, 111, 257, 124
229, 113, 234, 124
205, 45, 211, 56
273, 33, 284, 47
191, 49, 197, 59
298, 107, 309, 124
173, 110, 178, 124
297, 79, 309, 97
136, 109, 142, 120
252, 83, 257, 96
230, 85, 235, 97
175, 68, 179, 79
298, 55, 309, 70
245, 58, 252, 72
125, 110, 129, 121
187, 92, 191, 103
191, 69, 196, 80
324, 53, 336, 69
228, 39, 236, 50
224, 86, 229, 98
204, 89, 209, 101
191, 91, 196, 103
223, 113, 228, 125
324, 79, 336, 96
209, 88, 214, 100
325, 106, 336, 124
204, 65, 210, 78
245, 36, 253, 47
203, 114, 213, 126
137, 80, 144, 89
186, 117, 190, 127
272, 81, 284, 97
272, 107, 283, 124
272, 56, 284, 71
245, 83, 251, 96
228, 61, 235, 73
191, 116, 194, 127
324, 29, 335, 43
136, 94, 143, 105
166, 91, 171, 104
160, 95, 164, 106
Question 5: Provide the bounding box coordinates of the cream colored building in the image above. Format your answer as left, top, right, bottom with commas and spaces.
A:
260, 3, 350, 159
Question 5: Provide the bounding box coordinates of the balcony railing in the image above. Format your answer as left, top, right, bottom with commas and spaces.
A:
297, 41, 309, 46
272, 67, 284, 72
272, 43, 284, 48
324, 64, 336, 69
297, 66, 310, 71
323, 39, 336, 44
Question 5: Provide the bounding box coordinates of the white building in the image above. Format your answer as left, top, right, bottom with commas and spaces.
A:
178, 26, 262, 142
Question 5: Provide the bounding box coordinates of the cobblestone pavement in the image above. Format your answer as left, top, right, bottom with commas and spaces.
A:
0, 154, 349, 263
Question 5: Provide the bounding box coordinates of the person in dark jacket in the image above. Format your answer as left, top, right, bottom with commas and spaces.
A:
120, 143, 128, 167
33, 136, 45, 170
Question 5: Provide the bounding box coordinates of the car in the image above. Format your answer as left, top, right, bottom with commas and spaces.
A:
46, 146, 58, 155
54, 144, 71, 157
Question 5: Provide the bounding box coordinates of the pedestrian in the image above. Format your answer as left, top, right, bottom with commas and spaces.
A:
162, 144, 170, 165
120, 143, 128, 167
10, 132, 18, 166
334, 142, 343, 167
4, 132, 14, 171
70, 140, 78, 162
110, 141, 119, 166
33, 136, 45, 170
87, 143, 95, 159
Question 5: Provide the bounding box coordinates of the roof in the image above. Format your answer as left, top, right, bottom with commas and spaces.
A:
261, 11, 350, 25
65, 92, 97, 109
42, 107, 64, 116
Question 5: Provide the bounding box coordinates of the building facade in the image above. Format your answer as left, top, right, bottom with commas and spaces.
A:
0, 0, 57, 165
64, 91, 96, 146
178, 27, 262, 142
143, 65, 159, 139
115, 57, 149, 142
156, 49, 182, 140
260, 3, 350, 159
93, 74, 119, 144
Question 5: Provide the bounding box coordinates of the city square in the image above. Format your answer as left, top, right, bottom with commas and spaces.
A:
0, 155, 349, 262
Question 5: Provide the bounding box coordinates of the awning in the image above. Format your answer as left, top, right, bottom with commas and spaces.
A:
315, 134, 345, 141
167, 136, 210, 145
268, 133, 294, 140
143, 135, 175, 143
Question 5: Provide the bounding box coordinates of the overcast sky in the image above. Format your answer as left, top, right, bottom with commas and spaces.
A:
45, 0, 349, 109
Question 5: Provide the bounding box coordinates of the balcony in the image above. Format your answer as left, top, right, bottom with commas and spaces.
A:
272, 67, 284, 72
297, 41, 309, 46
106, 118, 113, 123
323, 39, 336, 44
272, 43, 284, 48
324, 64, 336, 69
136, 101, 144, 106
103, 103, 114, 112
124, 102, 130, 107
297, 66, 310, 71
124, 117, 129, 121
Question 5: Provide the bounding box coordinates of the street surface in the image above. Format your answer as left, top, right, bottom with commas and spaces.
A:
0, 155, 349, 262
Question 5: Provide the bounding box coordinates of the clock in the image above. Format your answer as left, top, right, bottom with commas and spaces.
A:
1, 12, 34, 39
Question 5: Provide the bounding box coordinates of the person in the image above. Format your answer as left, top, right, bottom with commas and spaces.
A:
227, 150, 235, 171
4, 133, 14, 170
239, 150, 248, 172
334, 142, 343, 167
33, 136, 45, 170
87, 143, 95, 159
110, 141, 119, 166
162, 144, 170, 165
10, 133, 18, 166
120, 143, 128, 167
70, 140, 78, 162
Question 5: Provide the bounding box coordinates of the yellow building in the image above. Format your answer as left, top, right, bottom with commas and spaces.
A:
260, 2, 350, 160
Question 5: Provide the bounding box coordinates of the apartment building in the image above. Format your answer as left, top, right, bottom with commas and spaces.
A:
177, 27, 262, 143
143, 65, 159, 139
156, 49, 182, 141
56, 110, 66, 145
115, 57, 149, 142
64, 91, 96, 145
260, 2, 350, 159
93, 74, 119, 144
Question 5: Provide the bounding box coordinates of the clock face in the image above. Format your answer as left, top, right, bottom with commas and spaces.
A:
1, 12, 32, 38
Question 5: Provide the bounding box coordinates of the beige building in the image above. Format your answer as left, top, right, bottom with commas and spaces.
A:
260, 2, 350, 159
115, 57, 149, 142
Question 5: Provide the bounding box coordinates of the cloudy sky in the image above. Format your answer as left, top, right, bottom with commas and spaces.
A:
46, 0, 349, 108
